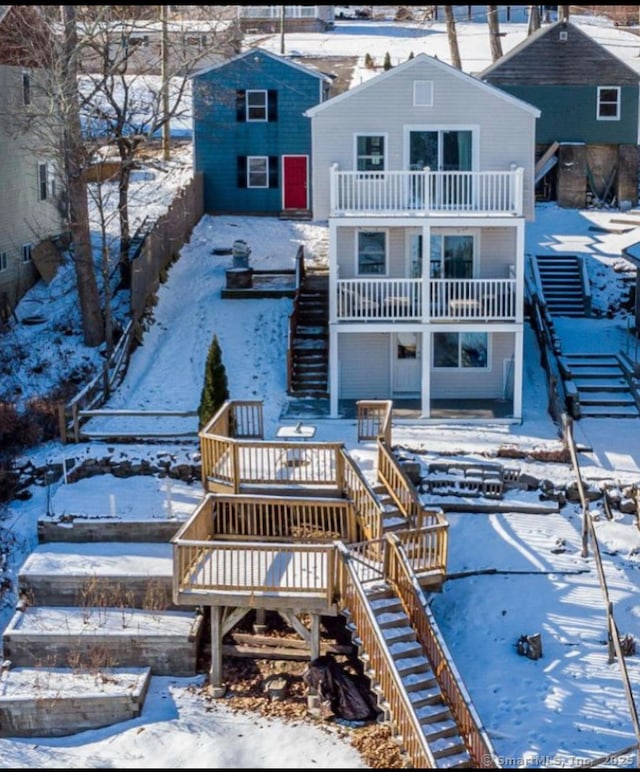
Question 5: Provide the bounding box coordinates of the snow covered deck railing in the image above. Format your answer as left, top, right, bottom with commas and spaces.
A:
330, 166, 524, 217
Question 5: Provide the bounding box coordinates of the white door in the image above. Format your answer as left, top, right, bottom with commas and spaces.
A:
393, 333, 421, 393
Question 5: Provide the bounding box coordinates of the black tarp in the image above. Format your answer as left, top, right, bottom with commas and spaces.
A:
302, 655, 377, 721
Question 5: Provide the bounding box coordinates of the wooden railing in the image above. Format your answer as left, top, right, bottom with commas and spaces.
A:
386, 535, 497, 767
341, 453, 388, 544
210, 492, 359, 543
60, 319, 136, 442
356, 399, 392, 444
336, 277, 517, 321
331, 166, 523, 217
338, 542, 440, 769
377, 441, 443, 528
174, 537, 337, 601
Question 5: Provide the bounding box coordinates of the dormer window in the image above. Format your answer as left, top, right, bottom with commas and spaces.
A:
597, 87, 620, 120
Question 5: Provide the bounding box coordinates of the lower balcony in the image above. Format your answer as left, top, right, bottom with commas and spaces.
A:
336, 277, 517, 321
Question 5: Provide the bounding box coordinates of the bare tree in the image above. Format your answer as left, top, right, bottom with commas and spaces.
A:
0, 4, 239, 345
487, 6, 504, 64
60, 5, 104, 346
559, 6, 570, 22
527, 5, 541, 35
75, 5, 239, 288
444, 5, 462, 70
0, 5, 104, 346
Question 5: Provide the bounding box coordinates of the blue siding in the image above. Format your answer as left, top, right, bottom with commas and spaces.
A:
192, 50, 323, 214
497, 85, 639, 145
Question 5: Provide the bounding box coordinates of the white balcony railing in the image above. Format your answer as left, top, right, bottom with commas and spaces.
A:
239, 6, 318, 19
336, 278, 517, 321
330, 167, 524, 217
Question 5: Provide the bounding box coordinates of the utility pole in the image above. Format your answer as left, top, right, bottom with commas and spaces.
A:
280, 5, 285, 55
161, 4, 170, 161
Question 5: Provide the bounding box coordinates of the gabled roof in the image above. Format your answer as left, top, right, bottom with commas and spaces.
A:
305, 52, 540, 119
190, 46, 331, 83
479, 20, 640, 86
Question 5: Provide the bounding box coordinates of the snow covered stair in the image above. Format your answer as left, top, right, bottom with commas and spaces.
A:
344, 585, 473, 769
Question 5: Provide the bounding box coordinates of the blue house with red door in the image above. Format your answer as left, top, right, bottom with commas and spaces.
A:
191, 48, 331, 216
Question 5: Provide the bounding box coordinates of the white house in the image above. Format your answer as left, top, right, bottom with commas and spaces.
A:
306, 53, 540, 422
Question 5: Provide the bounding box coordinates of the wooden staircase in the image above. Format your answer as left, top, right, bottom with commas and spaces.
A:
345, 585, 473, 769
561, 352, 640, 418
535, 254, 586, 317
289, 272, 329, 398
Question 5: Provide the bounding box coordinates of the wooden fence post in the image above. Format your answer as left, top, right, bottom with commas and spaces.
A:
57, 403, 67, 444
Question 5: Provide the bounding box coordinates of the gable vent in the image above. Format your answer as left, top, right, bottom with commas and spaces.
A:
559, 30, 568, 41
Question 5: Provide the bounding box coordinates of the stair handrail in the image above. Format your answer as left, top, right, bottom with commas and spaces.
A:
336, 542, 439, 769
376, 439, 446, 529
386, 532, 500, 768
527, 253, 546, 307
564, 415, 640, 766
287, 246, 306, 394
576, 255, 592, 317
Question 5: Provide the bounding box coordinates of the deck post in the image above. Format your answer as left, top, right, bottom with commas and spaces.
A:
253, 608, 267, 634
208, 605, 226, 697
310, 613, 320, 662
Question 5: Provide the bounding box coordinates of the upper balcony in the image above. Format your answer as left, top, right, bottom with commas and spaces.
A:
336, 277, 519, 323
330, 165, 524, 218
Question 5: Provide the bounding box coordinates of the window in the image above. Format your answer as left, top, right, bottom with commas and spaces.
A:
184, 34, 206, 47
0, 252, 7, 272
413, 80, 433, 107
247, 89, 268, 121
22, 244, 32, 263
237, 156, 278, 188
37, 163, 56, 201
433, 332, 488, 369
357, 231, 386, 275
236, 90, 277, 122
597, 87, 620, 120
430, 234, 474, 278
38, 163, 48, 201
247, 156, 268, 188
356, 135, 385, 172
22, 71, 31, 105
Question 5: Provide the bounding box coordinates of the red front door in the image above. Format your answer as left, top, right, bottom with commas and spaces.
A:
283, 155, 308, 210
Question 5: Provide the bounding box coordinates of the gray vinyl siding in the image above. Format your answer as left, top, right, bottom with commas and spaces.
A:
430, 331, 515, 399
339, 332, 390, 398
311, 55, 537, 221
476, 228, 518, 278
0, 65, 65, 308
337, 225, 517, 279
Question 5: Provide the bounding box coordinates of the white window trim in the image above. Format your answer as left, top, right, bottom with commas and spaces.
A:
22, 244, 33, 263
413, 80, 433, 107
354, 132, 387, 172
247, 155, 269, 188
597, 86, 621, 121
246, 89, 268, 122
356, 228, 388, 277
0, 251, 7, 272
